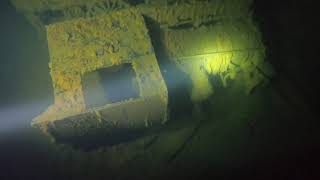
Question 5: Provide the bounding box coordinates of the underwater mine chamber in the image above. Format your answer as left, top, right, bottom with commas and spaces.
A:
10, 0, 272, 146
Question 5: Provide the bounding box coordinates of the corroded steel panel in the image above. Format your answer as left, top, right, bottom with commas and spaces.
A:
33, 9, 168, 144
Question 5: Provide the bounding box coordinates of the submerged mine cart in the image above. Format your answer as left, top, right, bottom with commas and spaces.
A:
11, 0, 272, 147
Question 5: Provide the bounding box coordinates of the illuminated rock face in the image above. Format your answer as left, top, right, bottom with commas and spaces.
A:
10, 0, 273, 146
32, 9, 168, 145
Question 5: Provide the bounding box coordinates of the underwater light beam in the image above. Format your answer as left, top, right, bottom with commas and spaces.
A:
0, 100, 52, 133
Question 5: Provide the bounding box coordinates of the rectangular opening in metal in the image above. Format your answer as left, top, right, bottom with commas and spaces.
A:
82, 64, 140, 109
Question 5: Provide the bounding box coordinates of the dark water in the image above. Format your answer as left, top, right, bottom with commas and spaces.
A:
0, 0, 319, 179
0, 0, 52, 132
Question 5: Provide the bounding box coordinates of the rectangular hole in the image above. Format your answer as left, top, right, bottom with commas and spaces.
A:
82, 64, 140, 109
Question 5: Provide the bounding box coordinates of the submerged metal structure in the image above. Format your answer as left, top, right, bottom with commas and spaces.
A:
33, 9, 168, 145
11, 0, 273, 146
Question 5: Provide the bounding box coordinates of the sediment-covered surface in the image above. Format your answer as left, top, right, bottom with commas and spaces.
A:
1, 0, 318, 179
